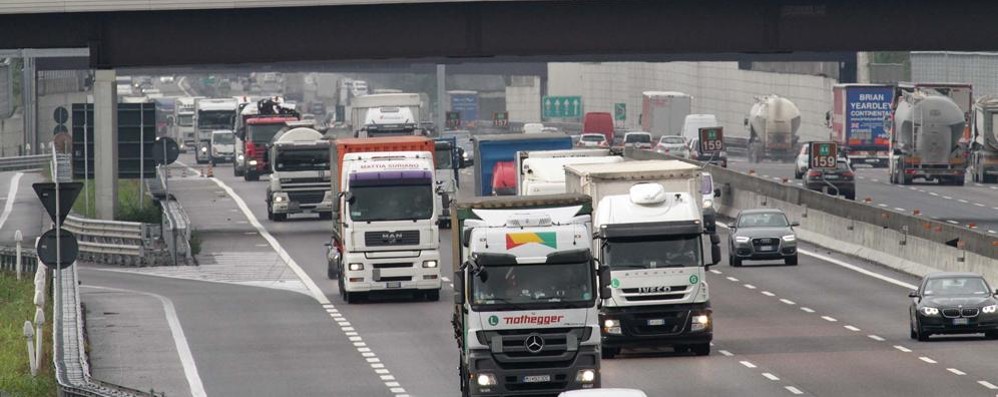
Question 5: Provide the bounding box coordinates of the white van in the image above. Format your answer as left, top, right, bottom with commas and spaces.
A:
681, 114, 720, 141
523, 123, 544, 134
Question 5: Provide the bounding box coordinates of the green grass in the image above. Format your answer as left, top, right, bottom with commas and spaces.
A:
72, 179, 161, 224
0, 273, 58, 396
189, 229, 203, 256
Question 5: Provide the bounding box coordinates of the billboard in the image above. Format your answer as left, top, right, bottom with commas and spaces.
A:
844, 86, 893, 149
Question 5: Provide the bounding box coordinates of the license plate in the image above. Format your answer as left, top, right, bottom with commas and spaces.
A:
647, 319, 666, 326
953, 318, 969, 325
865, 159, 879, 163
758, 245, 774, 252
824, 175, 838, 179
523, 375, 551, 383
386, 281, 401, 289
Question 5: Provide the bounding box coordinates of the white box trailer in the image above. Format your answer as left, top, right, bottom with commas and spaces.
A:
349, 93, 422, 132
564, 160, 703, 207
516, 149, 623, 195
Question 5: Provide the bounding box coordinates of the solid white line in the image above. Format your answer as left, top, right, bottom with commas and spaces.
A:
894, 345, 912, 353
800, 307, 815, 313
947, 368, 966, 376
0, 172, 23, 232
82, 285, 207, 397
740, 360, 757, 368
779, 298, 795, 305
894, 207, 905, 212
761, 291, 776, 297
726, 276, 740, 282
844, 325, 860, 332
719, 350, 734, 357
868, 335, 885, 342
744, 284, 757, 289
821, 316, 838, 322
797, 248, 919, 290
978, 380, 998, 390
762, 373, 780, 381
785, 386, 804, 395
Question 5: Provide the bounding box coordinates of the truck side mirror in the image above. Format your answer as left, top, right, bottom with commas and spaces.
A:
598, 265, 612, 300
791, 221, 800, 227
453, 270, 465, 305
714, 188, 721, 198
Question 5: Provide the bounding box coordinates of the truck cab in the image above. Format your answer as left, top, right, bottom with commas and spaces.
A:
434, 136, 466, 229
266, 126, 333, 221
194, 98, 238, 164
452, 194, 610, 397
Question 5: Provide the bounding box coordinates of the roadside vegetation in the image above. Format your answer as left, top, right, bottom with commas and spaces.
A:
0, 273, 57, 396
72, 179, 161, 224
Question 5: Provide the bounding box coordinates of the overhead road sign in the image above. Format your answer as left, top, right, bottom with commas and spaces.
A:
543, 96, 582, 119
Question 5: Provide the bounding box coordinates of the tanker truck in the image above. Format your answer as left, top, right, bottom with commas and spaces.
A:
888, 91, 968, 185
970, 96, 998, 183
743, 95, 801, 163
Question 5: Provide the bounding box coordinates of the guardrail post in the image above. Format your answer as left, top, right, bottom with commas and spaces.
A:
23, 321, 36, 376
15, 230, 22, 280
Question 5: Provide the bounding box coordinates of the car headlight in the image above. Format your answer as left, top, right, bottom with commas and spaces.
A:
348, 263, 364, 271
735, 236, 750, 243
237, 154, 244, 162
782, 234, 796, 242
476, 373, 497, 387
603, 319, 622, 335
921, 307, 939, 316
201, 147, 208, 153
422, 260, 438, 268
576, 369, 597, 384
983, 305, 997, 314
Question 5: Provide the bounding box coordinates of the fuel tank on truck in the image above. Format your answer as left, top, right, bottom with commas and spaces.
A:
748, 95, 801, 149
894, 94, 965, 165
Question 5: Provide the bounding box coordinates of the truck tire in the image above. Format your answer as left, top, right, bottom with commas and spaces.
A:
729, 255, 742, 267
425, 289, 440, 302
901, 174, 913, 185
601, 347, 620, 359
273, 213, 287, 222
691, 343, 711, 356
245, 171, 259, 182
327, 262, 339, 279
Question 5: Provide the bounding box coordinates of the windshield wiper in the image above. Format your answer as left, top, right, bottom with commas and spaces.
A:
478, 298, 531, 311
610, 265, 649, 270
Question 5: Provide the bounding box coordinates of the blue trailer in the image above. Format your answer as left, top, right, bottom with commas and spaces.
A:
831, 84, 895, 167
472, 133, 573, 196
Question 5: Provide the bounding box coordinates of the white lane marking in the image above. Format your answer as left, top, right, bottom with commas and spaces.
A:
908, 187, 917, 191
763, 174, 770, 178
868, 335, 885, 342
0, 172, 24, 232
894, 345, 912, 353
844, 325, 861, 332
993, 207, 998, 211
381, 375, 396, 381
978, 381, 998, 390
719, 350, 734, 357
744, 284, 757, 289
726, 276, 740, 282
871, 179, 880, 183
958, 199, 969, 203
762, 373, 780, 381
442, 276, 451, 282
797, 249, 918, 290
82, 285, 207, 397
929, 192, 939, 196
205, 171, 406, 396
975, 203, 986, 207
740, 360, 757, 369
710, 269, 723, 274
821, 316, 838, 322
800, 307, 815, 313
947, 220, 959, 225
761, 291, 776, 297
943, 196, 953, 200
894, 207, 905, 212
878, 203, 888, 208
947, 368, 966, 376
779, 298, 795, 305
989, 230, 997, 234
975, 183, 984, 187
785, 386, 804, 395
244, 231, 257, 235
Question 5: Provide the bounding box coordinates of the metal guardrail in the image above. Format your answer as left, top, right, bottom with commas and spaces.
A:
162, 199, 192, 265
0, 154, 49, 172
62, 215, 151, 266
0, 246, 38, 274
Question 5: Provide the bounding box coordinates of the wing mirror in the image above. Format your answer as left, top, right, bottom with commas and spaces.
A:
598, 265, 612, 300
714, 188, 721, 198
728, 222, 737, 229
908, 290, 919, 298
790, 221, 800, 227
453, 270, 465, 305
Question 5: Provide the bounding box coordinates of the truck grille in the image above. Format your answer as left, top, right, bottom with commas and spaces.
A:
480, 328, 589, 370
621, 285, 689, 301
625, 310, 691, 337
365, 231, 420, 246
288, 191, 326, 204
373, 263, 412, 269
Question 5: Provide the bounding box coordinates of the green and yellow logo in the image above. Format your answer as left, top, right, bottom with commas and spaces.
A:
505, 232, 557, 250
488, 315, 499, 326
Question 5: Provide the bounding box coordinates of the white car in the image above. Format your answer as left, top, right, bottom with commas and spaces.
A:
577, 133, 609, 148
159, 76, 175, 84
559, 389, 648, 397
654, 135, 689, 158
794, 144, 810, 179
623, 132, 653, 149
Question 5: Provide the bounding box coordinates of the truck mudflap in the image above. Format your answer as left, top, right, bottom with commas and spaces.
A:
600, 302, 712, 348
465, 346, 600, 396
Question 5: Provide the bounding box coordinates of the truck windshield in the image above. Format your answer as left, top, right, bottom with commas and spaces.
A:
177, 114, 194, 127
198, 111, 235, 130
247, 124, 284, 144
212, 133, 234, 145
275, 149, 329, 172
434, 148, 453, 169
349, 185, 434, 221
604, 235, 702, 269
471, 262, 594, 310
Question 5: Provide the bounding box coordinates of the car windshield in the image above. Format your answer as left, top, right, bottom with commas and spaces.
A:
581, 135, 605, 142
274, 148, 329, 172
247, 124, 284, 144
471, 262, 594, 309
349, 185, 434, 222
737, 212, 789, 228
605, 235, 702, 269
198, 110, 235, 130
212, 133, 234, 145
626, 134, 651, 143
923, 277, 991, 296
660, 136, 685, 144
177, 114, 194, 127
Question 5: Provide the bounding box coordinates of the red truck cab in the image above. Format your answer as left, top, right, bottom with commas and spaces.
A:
583, 112, 615, 144
490, 161, 516, 196
242, 116, 298, 181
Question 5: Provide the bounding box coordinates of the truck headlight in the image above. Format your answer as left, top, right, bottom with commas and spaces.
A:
249, 160, 258, 166
348, 263, 364, 271
422, 260, 438, 268
237, 154, 244, 162
575, 369, 597, 384
476, 373, 497, 387
603, 319, 621, 335
735, 236, 750, 243
703, 199, 714, 209
691, 313, 710, 331
782, 234, 796, 242
983, 305, 997, 314
921, 307, 939, 316
274, 195, 285, 203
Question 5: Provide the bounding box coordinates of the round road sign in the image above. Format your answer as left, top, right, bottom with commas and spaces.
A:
36, 228, 79, 269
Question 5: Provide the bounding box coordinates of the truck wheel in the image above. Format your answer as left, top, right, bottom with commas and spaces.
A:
691, 343, 711, 356
785, 255, 798, 266
327, 260, 340, 279
901, 174, 913, 185
794, 169, 802, 180
425, 289, 440, 302
245, 171, 259, 182
601, 347, 620, 359
266, 208, 274, 221
729, 255, 742, 267
953, 176, 965, 186
273, 213, 287, 222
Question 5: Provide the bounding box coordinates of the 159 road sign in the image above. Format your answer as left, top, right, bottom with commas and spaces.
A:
809, 141, 838, 170
698, 127, 724, 154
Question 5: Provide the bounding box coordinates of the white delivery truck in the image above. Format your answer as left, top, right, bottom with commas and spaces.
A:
565, 160, 720, 358
516, 149, 624, 195
326, 137, 442, 303
350, 93, 423, 137
641, 92, 693, 137
452, 194, 610, 397
194, 98, 238, 164
266, 126, 333, 221
174, 97, 199, 152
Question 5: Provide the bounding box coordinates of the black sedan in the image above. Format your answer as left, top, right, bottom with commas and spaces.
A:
909, 272, 998, 341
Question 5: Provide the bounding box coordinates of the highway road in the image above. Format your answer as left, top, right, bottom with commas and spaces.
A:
726, 156, 998, 233
0, 170, 47, 246
86, 154, 998, 396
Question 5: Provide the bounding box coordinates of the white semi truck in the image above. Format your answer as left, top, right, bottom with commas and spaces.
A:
266, 126, 333, 221
452, 194, 609, 397
350, 93, 423, 138
565, 160, 719, 358
888, 91, 968, 185
970, 96, 998, 184
743, 95, 801, 162
194, 98, 238, 164
174, 97, 199, 152
326, 136, 442, 303
515, 149, 623, 196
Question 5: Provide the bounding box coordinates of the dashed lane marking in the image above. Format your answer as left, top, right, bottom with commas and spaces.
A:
878, 204, 888, 208
740, 361, 757, 369
975, 203, 986, 207
948, 368, 966, 376
719, 350, 734, 357
929, 192, 939, 196
978, 381, 998, 390
947, 220, 959, 224
943, 196, 953, 200
868, 335, 885, 342
894, 345, 912, 353
744, 284, 757, 289
958, 199, 969, 203
779, 298, 795, 305
762, 373, 780, 381
844, 325, 860, 332
710, 269, 723, 274
821, 316, 838, 322
785, 386, 804, 395
726, 276, 740, 282
761, 291, 776, 297
894, 207, 905, 212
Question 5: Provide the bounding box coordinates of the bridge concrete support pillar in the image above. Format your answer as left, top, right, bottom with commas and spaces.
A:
93, 69, 118, 220
436, 64, 445, 132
